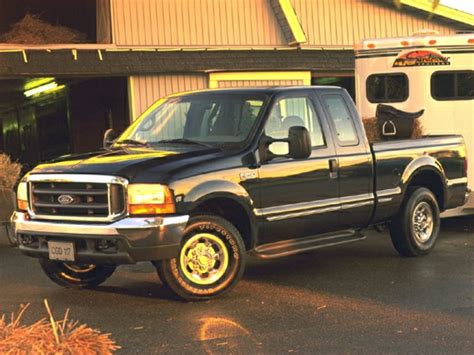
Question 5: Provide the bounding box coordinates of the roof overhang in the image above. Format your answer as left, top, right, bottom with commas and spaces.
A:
392, 0, 474, 27
0, 45, 354, 78
269, 0, 307, 46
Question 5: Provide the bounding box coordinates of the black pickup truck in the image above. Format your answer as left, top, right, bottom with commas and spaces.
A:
12, 87, 469, 300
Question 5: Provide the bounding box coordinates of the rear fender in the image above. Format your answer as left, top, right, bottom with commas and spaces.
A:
401, 156, 447, 206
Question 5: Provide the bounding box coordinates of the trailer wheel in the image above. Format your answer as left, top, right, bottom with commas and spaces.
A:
389, 187, 440, 257
155, 214, 246, 301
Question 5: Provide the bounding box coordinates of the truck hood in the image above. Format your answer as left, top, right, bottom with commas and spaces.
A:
30, 146, 223, 182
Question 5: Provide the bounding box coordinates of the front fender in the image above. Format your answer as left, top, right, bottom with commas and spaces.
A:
182, 179, 255, 212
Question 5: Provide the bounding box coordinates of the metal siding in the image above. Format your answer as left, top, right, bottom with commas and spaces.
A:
217, 79, 304, 88
96, 0, 112, 43
130, 73, 208, 119
112, 0, 286, 46
291, 0, 457, 46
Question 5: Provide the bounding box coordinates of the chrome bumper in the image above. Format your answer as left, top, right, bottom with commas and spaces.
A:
11, 212, 189, 264
12, 212, 189, 236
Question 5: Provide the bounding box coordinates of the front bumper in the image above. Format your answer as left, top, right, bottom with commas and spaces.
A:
11, 212, 189, 264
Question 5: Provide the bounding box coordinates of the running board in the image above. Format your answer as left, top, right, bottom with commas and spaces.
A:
251, 230, 366, 259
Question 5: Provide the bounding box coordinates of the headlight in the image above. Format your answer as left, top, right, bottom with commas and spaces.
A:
17, 182, 28, 211
127, 184, 175, 215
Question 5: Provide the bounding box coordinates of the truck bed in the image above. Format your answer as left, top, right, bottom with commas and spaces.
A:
370, 134, 468, 223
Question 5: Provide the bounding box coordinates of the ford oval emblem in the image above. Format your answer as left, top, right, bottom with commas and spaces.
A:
58, 194, 75, 205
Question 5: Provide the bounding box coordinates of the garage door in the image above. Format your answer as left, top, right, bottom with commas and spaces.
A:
209, 71, 311, 88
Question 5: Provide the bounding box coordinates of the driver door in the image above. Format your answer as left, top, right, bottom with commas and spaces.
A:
257, 92, 340, 244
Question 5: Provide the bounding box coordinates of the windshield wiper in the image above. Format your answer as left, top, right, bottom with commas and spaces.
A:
157, 138, 215, 148
114, 139, 149, 147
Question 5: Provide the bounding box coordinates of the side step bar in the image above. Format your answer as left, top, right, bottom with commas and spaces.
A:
251, 230, 366, 259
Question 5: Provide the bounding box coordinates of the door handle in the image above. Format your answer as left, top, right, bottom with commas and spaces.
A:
329, 159, 339, 179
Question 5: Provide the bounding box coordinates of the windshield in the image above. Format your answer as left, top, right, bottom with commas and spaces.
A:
117, 93, 266, 148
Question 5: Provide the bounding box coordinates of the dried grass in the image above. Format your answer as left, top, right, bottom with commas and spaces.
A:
0, 14, 87, 44
0, 154, 21, 190
362, 117, 424, 143
0, 301, 120, 354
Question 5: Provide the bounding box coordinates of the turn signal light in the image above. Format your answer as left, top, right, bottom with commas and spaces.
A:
129, 203, 176, 215
17, 182, 28, 211
17, 199, 29, 211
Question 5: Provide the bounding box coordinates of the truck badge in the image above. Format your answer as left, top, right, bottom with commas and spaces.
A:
57, 194, 75, 205
240, 171, 257, 181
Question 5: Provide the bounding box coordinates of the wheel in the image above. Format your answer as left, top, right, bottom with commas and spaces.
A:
39, 259, 116, 289
389, 187, 440, 257
5, 223, 17, 246
155, 214, 246, 301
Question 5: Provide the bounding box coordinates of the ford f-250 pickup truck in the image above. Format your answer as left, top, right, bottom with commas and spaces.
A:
12, 87, 469, 300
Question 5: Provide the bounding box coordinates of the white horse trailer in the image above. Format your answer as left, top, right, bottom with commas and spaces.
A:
355, 31, 474, 216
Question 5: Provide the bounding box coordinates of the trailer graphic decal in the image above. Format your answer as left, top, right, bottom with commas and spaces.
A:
393, 50, 450, 67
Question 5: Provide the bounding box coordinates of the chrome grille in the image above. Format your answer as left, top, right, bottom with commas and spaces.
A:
27, 174, 128, 222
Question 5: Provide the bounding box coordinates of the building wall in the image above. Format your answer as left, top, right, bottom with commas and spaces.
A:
111, 0, 460, 47
129, 73, 208, 118
291, 0, 457, 46
111, 0, 286, 46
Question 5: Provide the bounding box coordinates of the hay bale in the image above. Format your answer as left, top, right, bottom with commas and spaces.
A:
363, 117, 424, 143
0, 14, 87, 44
0, 302, 120, 354
411, 119, 424, 139
362, 117, 381, 143
0, 154, 21, 190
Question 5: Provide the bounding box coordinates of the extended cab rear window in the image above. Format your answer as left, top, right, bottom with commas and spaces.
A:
322, 94, 359, 146
431, 70, 474, 101
366, 73, 408, 103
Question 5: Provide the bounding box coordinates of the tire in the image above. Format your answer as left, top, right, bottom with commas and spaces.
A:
39, 259, 116, 289
389, 187, 440, 257
5, 223, 17, 247
155, 214, 246, 301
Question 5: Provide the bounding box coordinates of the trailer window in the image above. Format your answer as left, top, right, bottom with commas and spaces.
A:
431, 71, 474, 101
366, 74, 408, 103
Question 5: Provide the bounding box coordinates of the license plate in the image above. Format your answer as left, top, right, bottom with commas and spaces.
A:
48, 241, 75, 262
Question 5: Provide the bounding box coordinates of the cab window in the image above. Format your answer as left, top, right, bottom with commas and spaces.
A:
322, 94, 359, 146
367, 73, 408, 103
431, 71, 474, 100
265, 96, 325, 148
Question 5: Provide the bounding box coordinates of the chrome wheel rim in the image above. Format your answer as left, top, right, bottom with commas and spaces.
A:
179, 233, 229, 285
412, 201, 434, 244
63, 263, 96, 273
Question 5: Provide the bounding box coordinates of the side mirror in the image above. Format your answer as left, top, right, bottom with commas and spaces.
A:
103, 129, 117, 149
288, 126, 311, 159
260, 126, 311, 162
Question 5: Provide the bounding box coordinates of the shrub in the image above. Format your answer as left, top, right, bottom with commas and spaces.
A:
0, 154, 21, 190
